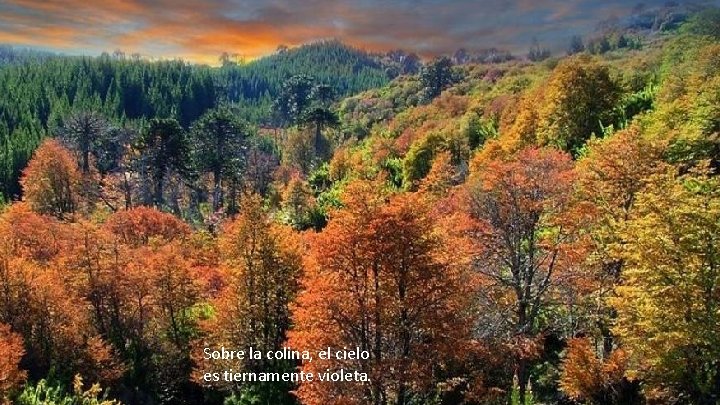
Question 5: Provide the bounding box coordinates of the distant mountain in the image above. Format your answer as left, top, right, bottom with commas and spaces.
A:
0, 45, 58, 66
214, 40, 392, 121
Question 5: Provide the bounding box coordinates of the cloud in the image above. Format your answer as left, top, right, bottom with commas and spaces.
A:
0, 0, 712, 64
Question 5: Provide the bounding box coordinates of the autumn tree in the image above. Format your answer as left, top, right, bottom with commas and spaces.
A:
0, 323, 26, 402
20, 139, 82, 220
611, 168, 720, 403
194, 194, 302, 403
466, 147, 590, 403
289, 181, 472, 405
130, 242, 201, 403
535, 58, 620, 153
103, 205, 190, 247
0, 253, 122, 385
0, 210, 123, 386
64, 208, 200, 402
558, 337, 631, 404
575, 127, 667, 356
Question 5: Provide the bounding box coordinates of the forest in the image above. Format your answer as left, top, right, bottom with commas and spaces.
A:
0, 3, 719, 405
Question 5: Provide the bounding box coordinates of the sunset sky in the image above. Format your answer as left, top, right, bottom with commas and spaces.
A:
0, 0, 716, 64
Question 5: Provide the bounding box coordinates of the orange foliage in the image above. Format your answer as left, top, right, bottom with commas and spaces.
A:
465, 147, 593, 400
194, 195, 302, 388
418, 151, 456, 196
289, 182, 473, 405
0, 203, 67, 263
0, 323, 26, 400
103, 206, 191, 246
559, 338, 630, 403
20, 138, 83, 220
0, 254, 123, 384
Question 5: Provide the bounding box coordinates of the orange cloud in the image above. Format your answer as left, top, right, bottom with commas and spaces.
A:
0, 0, 684, 63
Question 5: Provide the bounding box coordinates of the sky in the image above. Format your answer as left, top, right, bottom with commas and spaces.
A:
0, 0, 715, 64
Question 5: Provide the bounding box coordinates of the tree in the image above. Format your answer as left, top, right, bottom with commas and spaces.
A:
58, 111, 109, 174
575, 127, 667, 354
274, 74, 315, 125
568, 35, 585, 55
466, 147, 590, 403
194, 194, 302, 403
0, 322, 26, 402
299, 106, 339, 155
20, 139, 82, 220
536, 58, 620, 153
310, 84, 335, 108
558, 337, 630, 404
135, 118, 189, 208
289, 182, 472, 405
103, 206, 190, 247
528, 38, 551, 61
64, 209, 199, 402
0, 248, 123, 385
611, 169, 720, 403
133, 242, 201, 402
420, 56, 456, 101
190, 107, 252, 211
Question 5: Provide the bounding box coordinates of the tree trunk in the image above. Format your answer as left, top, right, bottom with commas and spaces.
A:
153, 173, 164, 208
315, 121, 322, 154
517, 358, 530, 404
372, 262, 385, 405
213, 169, 222, 211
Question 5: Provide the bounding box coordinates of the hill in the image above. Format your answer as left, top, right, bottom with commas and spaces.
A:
0, 41, 392, 197
1, 6, 720, 405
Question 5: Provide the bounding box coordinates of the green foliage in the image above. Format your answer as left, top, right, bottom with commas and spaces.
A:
462, 113, 497, 149
382, 157, 404, 189
16, 377, 120, 405
135, 118, 189, 207
0, 41, 389, 199
218, 40, 389, 124
682, 7, 720, 39
510, 379, 536, 405
402, 132, 446, 188
273, 75, 316, 125
223, 376, 298, 405
420, 57, 458, 101
307, 163, 331, 193
190, 107, 253, 210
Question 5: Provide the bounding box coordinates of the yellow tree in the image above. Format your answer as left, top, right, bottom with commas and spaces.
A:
574, 127, 668, 356
611, 168, 720, 403
535, 57, 620, 153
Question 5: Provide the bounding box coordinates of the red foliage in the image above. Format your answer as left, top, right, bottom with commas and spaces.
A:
103, 206, 191, 246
